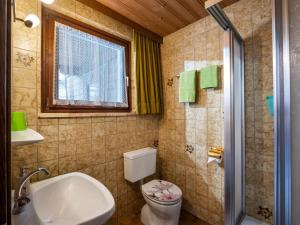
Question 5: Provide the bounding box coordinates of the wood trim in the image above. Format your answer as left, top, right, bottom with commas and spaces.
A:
0, 0, 11, 224
77, 0, 163, 43
42, 7, 131, 113
205, 0, 224, 9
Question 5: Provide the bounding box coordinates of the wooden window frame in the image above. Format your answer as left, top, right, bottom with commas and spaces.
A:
42, 7, 131, 113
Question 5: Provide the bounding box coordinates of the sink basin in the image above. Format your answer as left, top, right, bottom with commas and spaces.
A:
12, 172, 115, 225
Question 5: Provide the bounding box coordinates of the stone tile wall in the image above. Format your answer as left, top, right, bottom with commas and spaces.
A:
159, 0, 273, 224
160, 17, 225, 225
11, 1, 159, 224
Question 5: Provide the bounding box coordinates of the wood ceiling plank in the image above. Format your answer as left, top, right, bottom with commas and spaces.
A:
81, 0, 240, 37
173, 0, 202, 19
152, 0, 190, 25
77, 0, 163, 42
120, 0, 178, 33
197, 0, 206, 6
96, 0, 168, 35
132, 0, 185, 29
161, 0, 199, 22
178, 0, 208, 18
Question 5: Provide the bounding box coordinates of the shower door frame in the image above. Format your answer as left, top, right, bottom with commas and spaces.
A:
205, 3, 245, 225
223, 29, 245, 225
272, 0, 292, 224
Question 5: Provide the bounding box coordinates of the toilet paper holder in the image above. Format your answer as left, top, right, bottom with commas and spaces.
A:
207, 146, 224, 165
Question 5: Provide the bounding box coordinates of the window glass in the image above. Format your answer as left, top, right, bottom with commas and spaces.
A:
54, 22, 128, 107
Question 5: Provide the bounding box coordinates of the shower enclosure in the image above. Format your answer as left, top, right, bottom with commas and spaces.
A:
206, 2, 272, 225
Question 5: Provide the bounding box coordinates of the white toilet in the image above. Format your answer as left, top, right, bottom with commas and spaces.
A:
124, 147, 182, 225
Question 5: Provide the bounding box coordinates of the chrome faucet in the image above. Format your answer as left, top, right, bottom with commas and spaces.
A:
12, 167, 50, 215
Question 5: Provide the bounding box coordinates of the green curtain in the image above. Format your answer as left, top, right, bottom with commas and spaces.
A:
134, 30, 164, 114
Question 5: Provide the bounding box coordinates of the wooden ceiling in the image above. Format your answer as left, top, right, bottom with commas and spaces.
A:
79, 0, 239, 41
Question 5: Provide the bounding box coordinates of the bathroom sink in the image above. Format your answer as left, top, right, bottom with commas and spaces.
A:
12, 172, 115, 225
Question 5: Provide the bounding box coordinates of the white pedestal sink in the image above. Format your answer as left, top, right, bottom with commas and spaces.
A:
12, 172, 115, 225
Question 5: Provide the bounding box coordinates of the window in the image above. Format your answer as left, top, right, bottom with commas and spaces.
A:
42, 7, 131, 113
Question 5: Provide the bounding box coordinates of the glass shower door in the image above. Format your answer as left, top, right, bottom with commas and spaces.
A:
224, 29, 245, 225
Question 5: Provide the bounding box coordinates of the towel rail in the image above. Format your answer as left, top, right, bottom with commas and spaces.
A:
167, 65, 223, 87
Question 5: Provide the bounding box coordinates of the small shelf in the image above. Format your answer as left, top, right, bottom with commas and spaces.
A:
11, 128, 44, 147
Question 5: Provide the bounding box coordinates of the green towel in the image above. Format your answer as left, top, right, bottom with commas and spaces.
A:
200, 65, 219, 89
179, 70, 196, 103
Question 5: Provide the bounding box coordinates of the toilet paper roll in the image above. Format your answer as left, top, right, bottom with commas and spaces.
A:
207, 156, 222, 164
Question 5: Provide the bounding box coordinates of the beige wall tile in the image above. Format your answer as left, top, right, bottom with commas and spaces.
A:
38, 125, 58, 142
92, 122, 105, 138
58, 118, 77, 125
38, 118, 58, 126
11, 1, 159, 224
58, 124, 77, 141
76, 138, 92, 154
12, 145, 37, 164
37, 141, 59, 162
12, 21, 38, 51
12, 48, 37, 70
58, 140, 76, 157
76, 123, 92, 140
160, 0, 273, 223
12, 87, 37, 108
58, 155, 77, 175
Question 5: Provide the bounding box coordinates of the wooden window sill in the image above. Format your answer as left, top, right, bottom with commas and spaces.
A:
38, 111, 138, 118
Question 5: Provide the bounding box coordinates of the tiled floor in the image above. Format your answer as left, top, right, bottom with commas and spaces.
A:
118, 210, 210, 225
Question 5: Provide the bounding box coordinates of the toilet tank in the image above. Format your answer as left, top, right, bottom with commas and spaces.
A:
123, 147, 157, 183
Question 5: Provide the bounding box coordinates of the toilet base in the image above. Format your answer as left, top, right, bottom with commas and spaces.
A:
141, 205, 152, 225
141, 203, 181, 225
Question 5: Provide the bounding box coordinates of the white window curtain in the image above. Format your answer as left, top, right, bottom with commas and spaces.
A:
54, 22, 128, 107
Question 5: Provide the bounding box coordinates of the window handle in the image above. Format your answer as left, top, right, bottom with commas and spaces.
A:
126, 77, 129, 87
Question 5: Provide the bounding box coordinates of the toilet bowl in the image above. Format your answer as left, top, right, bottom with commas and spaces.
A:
123, 148, 182, 225
141, 179, 182, 225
